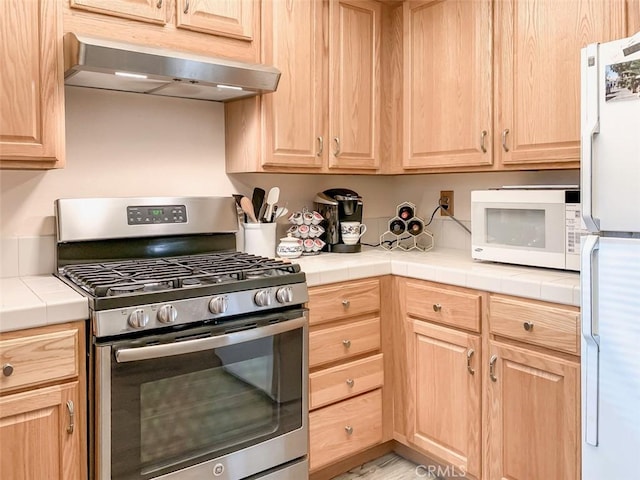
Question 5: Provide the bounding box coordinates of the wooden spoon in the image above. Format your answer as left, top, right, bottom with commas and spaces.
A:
240, 196, 258, 223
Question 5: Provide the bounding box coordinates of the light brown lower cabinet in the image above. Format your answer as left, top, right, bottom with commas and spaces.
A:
393, 278, 581, 480
307, 277, 388, 474
487, 341, 579, 480
0, 322, 87, 479
309, 389, 383, 471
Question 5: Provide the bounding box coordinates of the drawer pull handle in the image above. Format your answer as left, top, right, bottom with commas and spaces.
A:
342, 299, 350, 308
345, 425, 353, 435
433, 303, 442, 312
480, 130, 488, 153
66, 400, 75, 434
502, 128, 510, 152
523, 321, 534, 331
183, 0, 189, 14
156, 0, 162, 8
2, 363, 14, 377
316, 136, 324, 157
342, 339, 351, 348
346, 378, 355, 388
489, 355, 498, 382
466, 349, 475, 375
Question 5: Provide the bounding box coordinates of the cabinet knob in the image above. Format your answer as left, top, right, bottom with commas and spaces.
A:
2, 363, 13, 377
433, 303, 442, 312
342, 299, 350, 308
342, 339, 351, 348
523, 321, 534, 331
344, 425, 354, 435
346, 378, 355, 388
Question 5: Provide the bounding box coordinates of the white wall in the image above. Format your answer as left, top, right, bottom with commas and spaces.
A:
0, 87, 579, 268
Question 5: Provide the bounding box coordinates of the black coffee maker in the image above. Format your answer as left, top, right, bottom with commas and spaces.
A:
314, 188, 364, 253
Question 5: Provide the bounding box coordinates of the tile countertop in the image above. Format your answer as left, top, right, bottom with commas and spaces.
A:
0, 276, 89, 333
292, 248, 581, 307
0, 248, 580, 334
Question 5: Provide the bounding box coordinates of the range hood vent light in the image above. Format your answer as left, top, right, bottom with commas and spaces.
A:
63, 33, 280, 102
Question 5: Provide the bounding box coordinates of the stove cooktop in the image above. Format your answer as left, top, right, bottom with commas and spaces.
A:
60, 251, 300, 298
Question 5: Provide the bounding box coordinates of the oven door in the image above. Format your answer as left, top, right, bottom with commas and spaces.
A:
93, 309, 308, 480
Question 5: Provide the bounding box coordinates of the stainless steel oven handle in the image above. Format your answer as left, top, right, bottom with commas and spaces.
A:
115, 315, 307, 363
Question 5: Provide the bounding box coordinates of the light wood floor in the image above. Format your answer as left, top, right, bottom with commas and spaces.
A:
331, 453, 431, 479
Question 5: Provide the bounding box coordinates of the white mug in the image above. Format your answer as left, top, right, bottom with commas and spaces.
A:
340, 221, 367, 245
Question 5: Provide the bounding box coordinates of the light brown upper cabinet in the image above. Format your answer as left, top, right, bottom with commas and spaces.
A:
403, 0, 493, 171
225, 0, 382, 173
402, 0, 631, 173
70, 0, 254, 40
69, 0, 168, 24
64, 0, 259, 62
0, 0, 65, 169
176, 0, 254, 40
494, 0, 628, 169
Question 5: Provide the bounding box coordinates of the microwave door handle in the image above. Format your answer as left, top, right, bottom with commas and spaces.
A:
581, 234, 600, 446
581, 43, 600, 232
114, 315, 307, 363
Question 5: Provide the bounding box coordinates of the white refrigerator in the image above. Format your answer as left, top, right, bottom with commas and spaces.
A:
580, 31, 640, 479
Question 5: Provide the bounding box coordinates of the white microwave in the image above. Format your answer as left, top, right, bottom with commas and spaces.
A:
470, 189, 585, 271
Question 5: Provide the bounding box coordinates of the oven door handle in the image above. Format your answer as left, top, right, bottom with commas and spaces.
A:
114, 315, 307, 363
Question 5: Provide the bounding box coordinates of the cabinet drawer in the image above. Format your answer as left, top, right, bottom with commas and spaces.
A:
309, 353, 384, 410
0, 327, 80, 394
309, 389, 383, 471
309, 317, 380, 368
405, 281, 482, 332
308, 278, 380, 326
489, 295, 579, 355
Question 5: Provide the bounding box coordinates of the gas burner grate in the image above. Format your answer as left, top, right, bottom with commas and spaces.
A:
60, 252, 299, 298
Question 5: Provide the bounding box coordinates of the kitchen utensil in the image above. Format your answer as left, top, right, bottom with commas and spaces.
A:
263, 187, 280, 222
240, 196, 258, 223
273, 206, 289, 220
251, 188, 265, 220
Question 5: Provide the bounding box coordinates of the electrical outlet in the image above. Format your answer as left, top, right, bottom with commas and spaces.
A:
439, 190, 454, 216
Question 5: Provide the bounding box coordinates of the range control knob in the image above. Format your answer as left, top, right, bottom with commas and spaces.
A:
209, 296, 228, 315
128, 309, 149, 329
254, 289, 272, 307
276, 286, 293, 304
157, 305, 177, 324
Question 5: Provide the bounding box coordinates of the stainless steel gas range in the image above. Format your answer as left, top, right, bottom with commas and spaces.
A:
54, 196, 309, 480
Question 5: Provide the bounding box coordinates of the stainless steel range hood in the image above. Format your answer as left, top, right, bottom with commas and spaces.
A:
63, 33, 280, 102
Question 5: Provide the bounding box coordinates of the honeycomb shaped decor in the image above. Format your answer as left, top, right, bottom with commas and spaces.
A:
380, 201, 434, 252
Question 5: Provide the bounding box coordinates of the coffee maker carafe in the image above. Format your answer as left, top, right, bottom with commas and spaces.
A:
314, 188, 363, 253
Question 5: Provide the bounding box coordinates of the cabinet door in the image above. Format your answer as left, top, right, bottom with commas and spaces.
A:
328, 0, 381, 170
0, 382, 85, 479
403, 0, 492, 170
176, 0, 254, 40
69, 0, 167, 24
494, 0, 627, 168
0, 0, 64, 168
407, 319, 481, 479
487, 341, 579, 480
261, 0, 326, 169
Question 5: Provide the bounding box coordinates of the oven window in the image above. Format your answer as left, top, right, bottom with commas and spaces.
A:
486, 208, 546, 248
109, 326, 303, 479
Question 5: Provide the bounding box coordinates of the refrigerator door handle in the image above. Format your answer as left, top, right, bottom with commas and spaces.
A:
581, 43, 601, 232
581, 234, 600, 446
